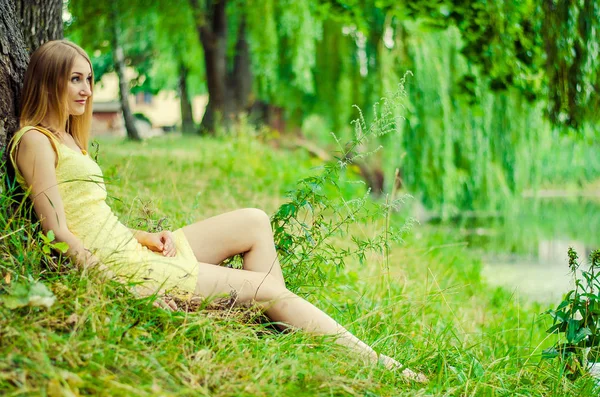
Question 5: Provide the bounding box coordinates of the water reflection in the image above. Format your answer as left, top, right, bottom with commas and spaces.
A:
438, 198, 600, 304
538, 239, 592, 264
482, 238, 594, 304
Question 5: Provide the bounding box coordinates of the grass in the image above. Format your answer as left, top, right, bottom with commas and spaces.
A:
0, 132, 598, 396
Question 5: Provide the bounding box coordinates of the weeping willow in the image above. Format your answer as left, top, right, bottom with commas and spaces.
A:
243, 4, 599, 215
390, 24, 551, 216
283, 18, 553, 215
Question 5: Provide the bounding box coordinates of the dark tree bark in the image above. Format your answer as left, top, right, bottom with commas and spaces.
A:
229, 18, 252, 114
112, 44, 141, 141
0, 0, 62, 167
189, 0, 254, 134
110, 5, 141, 141
178, 62, 195, 134
0, 0, 28, 157
14, 0, 63, 53
249, 101, 285, 132
190, 0, 228, 134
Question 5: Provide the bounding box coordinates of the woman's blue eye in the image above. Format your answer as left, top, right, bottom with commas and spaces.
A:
71, 76, 92, 84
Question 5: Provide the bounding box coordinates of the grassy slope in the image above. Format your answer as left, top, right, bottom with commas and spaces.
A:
0, 134, 596, 396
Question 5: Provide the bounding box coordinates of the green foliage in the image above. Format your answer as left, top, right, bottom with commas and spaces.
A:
64, 1, 600, 216
446, 0, 544, 96
150, 0, 205, 95
39, 230, 69, 256
66, 0, 176, 93
390, 24, 544, 215
271, 82, 412, 292
245, 0, 324, 119
132, 112, 152, 126
245, 0, 279, 96
0, 181, 56, 280
540, 0, 600, 128
355, 19, 599, 216
2, 134, 599, 395
0, 181, 59, 310
383, 0, 600, 130
1, 280, 56, 310
544, 248, 600, 379
250, 3, 600, 215
277, 0, 322, 94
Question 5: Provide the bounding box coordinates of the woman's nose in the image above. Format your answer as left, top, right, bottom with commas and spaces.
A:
81, 86, 92, 96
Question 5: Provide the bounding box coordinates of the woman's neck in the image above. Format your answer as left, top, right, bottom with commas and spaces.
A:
41, 115, 67, 136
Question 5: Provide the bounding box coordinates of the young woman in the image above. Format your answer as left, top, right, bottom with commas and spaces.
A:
9, 39, 426, 383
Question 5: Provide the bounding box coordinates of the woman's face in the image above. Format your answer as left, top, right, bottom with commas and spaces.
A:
66, 55, 92, 116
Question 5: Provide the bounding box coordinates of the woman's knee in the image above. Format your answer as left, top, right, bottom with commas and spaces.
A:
240, 208, 271, 232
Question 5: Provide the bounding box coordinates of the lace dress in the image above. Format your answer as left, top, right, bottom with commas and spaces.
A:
10, 126, 199, 294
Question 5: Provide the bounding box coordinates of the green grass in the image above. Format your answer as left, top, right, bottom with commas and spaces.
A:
0, 133, 597, 396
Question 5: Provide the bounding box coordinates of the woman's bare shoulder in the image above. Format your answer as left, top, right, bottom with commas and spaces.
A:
15, 127, 58, 165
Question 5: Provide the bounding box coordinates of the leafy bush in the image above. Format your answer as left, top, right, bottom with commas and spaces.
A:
544, 248, 600, 379
271, 81, 414, 293
133, 112, 152, 126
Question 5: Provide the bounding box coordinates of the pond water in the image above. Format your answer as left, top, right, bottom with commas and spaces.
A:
431, 198, 600, 305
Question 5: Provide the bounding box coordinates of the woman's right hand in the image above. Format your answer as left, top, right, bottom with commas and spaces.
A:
81, 252, 114, 280
71, 245, 115, 280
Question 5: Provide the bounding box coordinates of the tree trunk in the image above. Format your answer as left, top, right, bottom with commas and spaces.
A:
190, 0, 228, 134
0, 0, 61, 168
230, 17, 252, 113
14, 0, 63, 54
0, 1, 28, 157
248, 101, 285, 132
189, 1, 258, 134
178, 62, 195, 134
110, 6, 141, 141
113, 44, 141, 141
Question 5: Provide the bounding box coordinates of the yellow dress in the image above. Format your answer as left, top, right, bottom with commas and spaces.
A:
9, 126, 199, 294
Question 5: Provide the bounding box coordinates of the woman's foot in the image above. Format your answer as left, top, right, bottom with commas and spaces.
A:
379, 354, 428, 383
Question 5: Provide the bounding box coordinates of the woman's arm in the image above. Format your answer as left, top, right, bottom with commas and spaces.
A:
15, 130, 99, 269
130, 228, 150, 244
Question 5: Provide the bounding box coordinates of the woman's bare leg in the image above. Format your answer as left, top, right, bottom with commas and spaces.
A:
194, 263, 427, 382
182, 208, 285, 285
195, 263, 377, 360
183, 209, 374, 351
184, 211, 427, 381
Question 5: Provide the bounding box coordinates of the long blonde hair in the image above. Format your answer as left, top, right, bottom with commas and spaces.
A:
19, 40, 94, 150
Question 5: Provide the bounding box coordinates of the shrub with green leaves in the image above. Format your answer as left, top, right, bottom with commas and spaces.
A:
544, 248, 600, 379
271, 81, 414, 293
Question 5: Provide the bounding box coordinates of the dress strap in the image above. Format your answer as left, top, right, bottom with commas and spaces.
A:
9, 126, 61, 184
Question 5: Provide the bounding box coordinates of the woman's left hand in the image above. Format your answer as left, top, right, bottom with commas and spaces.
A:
141, 231, 177, 257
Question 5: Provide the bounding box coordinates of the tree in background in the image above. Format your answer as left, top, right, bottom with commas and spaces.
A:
398, 0, 599, 130
185, 0, 325, 134
188, 0, 252, 133
540, 0, 599, 129
108, 2, 141, 141
152, 0, 205, 134
68, 0, 207, 136
67, 0, 146, 141
63, 0, 600, 213
65, 0, 600, 136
